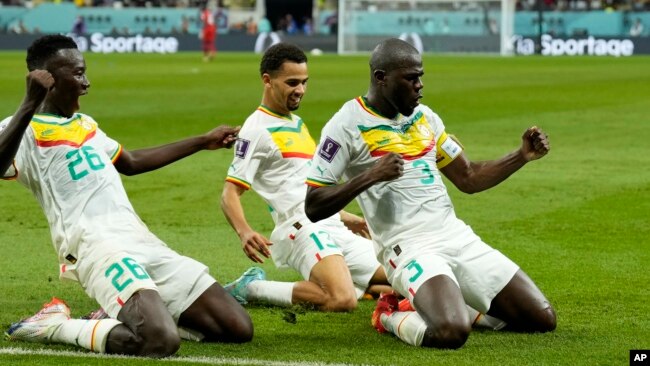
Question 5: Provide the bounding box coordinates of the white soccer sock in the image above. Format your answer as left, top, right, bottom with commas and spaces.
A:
382, 311, 427, 347
354, 284, 366, 300
247, 280, 294, 307
51, 318, 121, 353
466, 306, 507, 330
178, 326, 205, 342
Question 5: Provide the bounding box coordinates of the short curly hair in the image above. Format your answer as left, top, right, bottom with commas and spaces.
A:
26, 34, 78, 71
259, 43, 307, 76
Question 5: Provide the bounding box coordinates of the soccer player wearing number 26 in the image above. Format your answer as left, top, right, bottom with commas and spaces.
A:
0, 35, 251, 358
305, 38, 556, 349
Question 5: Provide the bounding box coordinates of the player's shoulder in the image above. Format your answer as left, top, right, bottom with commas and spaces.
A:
76, 112, 99, 126
237, 112, 274, 144
241, 112, 271, 134
415, 104, 443, 124
327, 98, 360, 125
416, 103, 436, 116
343, 97, 363, 112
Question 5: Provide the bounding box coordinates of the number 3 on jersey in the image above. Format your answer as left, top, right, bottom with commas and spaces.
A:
413, 160, 434, 185
66, 146, 106, 180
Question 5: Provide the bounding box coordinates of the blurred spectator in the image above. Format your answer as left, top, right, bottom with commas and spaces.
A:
215, 7, 228, 30
258, 16, 272, 33
423, 18, 435, 35
302, 17, 313, 35
285, 14, 298, 34
324, 11, 338, 35
630, 18, 644, 36
441, 18, 450, 34
180, 15, 190, 34
276, 15, 288, 32
246, 17, 257, 35
71, 16, 86, 37
488, 18, 498, 34
10, 20, 29, 34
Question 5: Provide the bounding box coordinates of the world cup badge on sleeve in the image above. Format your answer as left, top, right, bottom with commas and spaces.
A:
318, 137, 341, 162
235, 138, 250, 159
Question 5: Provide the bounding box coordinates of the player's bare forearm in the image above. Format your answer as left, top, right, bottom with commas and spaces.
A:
116, 137, 205, 175
306, 153, 403, 222
221, 182, 253, 239
305, 172, 377, 222
442, 127, 549, 194
116, 126, 239, 176
444, 150, 528, 194
221, 182, 271, 262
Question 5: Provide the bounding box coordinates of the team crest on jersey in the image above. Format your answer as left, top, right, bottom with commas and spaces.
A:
235, 138, 250, 158
77, 117, 94, 130
318, 137, 341, 162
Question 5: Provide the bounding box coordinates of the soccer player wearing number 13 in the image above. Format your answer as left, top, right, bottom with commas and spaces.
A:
305, 38, 557, 349
0, 35, 251, 358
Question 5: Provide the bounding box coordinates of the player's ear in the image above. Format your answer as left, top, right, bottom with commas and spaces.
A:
373, 69, 386, 85
261, 73, 272, 86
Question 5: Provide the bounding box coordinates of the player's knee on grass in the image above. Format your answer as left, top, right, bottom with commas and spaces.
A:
107, 323, 180, 357
527, 305, 557, 333
178, 284, 254, 343
422, 319, 471, 349
321, 292, 358, 312
195, 309, 254, 343
227, 315, 255, 343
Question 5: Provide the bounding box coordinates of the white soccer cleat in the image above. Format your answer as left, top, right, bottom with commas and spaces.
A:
6, 297, 71, 343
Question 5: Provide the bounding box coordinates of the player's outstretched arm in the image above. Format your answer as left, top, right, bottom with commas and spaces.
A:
305, 153, 404, 222
441, 126, 550, 194
115, 125, 240, 176
0, 70, 53, 175
221, 181, 272, 263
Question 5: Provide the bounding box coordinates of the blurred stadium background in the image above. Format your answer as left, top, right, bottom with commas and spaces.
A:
0, 0, 649, 365
0, 0, 649, 54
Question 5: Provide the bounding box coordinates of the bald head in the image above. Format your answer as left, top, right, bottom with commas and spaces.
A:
369, 38, 420, 74
365, 38, 424, 118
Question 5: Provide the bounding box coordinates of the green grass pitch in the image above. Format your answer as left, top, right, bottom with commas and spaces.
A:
0, 51, 649, 365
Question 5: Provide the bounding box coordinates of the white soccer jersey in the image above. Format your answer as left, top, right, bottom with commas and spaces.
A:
0, 113, 146, 281
306, 97, 467, 256
225, 105, 334, 224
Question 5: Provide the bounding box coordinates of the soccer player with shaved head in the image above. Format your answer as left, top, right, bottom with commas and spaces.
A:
305, 38, 556, 349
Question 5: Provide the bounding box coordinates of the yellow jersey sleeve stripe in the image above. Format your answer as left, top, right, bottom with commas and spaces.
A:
110, 145, 123, 163
226, 176, 251, 190
306, 178, 334, 187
